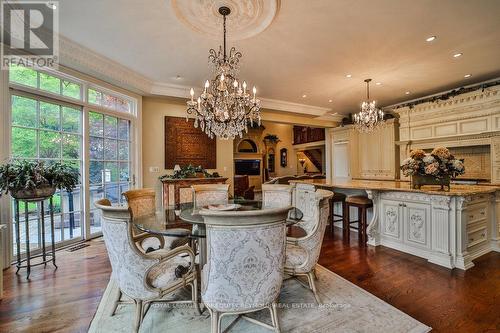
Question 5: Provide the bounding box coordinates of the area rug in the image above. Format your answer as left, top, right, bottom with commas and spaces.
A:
89, 265, 431, 333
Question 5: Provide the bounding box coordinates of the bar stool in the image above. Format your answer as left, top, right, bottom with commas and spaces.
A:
329, 193, 347, 235
345, 195, 373, 244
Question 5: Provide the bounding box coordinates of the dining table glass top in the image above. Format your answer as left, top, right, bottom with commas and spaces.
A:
133, 199, 303, 239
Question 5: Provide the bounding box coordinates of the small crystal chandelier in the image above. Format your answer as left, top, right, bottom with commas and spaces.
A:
353, 79, 384, 133
186, 6, 261, 140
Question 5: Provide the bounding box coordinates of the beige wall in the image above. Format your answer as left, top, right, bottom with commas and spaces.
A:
260, 121, 297, 176
142, 96, 234, 201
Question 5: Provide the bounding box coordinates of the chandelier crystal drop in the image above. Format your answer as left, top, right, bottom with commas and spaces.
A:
353, 79, 385, 133
186, 6, 261, 140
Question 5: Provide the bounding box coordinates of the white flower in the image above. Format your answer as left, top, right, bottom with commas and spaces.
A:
423, 154, 435, 164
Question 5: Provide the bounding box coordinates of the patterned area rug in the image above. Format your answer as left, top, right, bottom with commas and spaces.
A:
89, 265, 431, 333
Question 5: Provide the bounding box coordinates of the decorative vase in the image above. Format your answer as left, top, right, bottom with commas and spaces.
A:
11, 184, 56, 200
411, 174, 451, 191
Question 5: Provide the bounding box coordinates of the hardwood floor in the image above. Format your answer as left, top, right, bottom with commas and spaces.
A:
0, 230, 499, 333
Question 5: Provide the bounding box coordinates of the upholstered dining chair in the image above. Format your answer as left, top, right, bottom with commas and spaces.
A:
261, 184, 294, 208
123, 188, 191, 251
94, 199, 200, 333
284, 184, 333, 304
200, 206, 291, 333
191, 184, 230, 208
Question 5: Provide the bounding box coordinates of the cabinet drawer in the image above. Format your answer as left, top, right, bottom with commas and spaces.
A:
466, 204, 488, 225
467, 225, 488, 248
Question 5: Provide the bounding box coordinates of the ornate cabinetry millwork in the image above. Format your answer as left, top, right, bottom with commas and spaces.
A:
394, 85, 500, 183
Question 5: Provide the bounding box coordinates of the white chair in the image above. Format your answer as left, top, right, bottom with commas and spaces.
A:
191, 184, 230, 208
284, 184, 333, 304
94, 199, 200, 333
200, 207, 291, 333
261, 184, 294, 208
123, 188, 190, 251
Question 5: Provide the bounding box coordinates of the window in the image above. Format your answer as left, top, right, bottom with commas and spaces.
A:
9, 64, 82, 100
88, 111, 132, 233
7, 64, 137, 260
88, 87, 133, 114
11, 95, 83, 255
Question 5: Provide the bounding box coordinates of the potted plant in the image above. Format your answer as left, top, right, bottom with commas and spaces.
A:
263, 134, 280, 144
159, 164, 216, 180
400, 147, 465, 191
0, 160, 80, 200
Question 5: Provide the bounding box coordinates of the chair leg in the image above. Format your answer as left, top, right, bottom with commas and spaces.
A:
344, 205, 350, 241
312, 266, 319, 281
307, 271, 321, 304
111, 289, 122, 316
270, 302, 281, 333
361, 208, 367, 245
329, 199, 334, 235
133, 300, 143, 333
210, 309, 221, 333
192, 278, 201, 315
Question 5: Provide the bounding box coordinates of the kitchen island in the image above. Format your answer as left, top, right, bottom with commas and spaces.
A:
292, 179, 500, 270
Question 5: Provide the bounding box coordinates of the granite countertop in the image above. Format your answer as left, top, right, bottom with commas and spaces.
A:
290, 178, 500, 196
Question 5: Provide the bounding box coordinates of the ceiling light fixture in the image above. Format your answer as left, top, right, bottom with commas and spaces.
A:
376, 82, 382, 85
353, 78, 384, 133
328, 99, 333, 103
186, 7, 260, 139
302, 94, 307, 98
405, 91, 411, 95
426, 36, 436, 42
464, 74, 472, 78
346, 74, 352, 78
453, 53, 463, 58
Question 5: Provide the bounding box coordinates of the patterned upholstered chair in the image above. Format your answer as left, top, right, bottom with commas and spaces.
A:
284, 184, 333, 304
191, 184, 230, 208
95, 199, 200, 333
261, 184, 294, 208
200, 207, 291, 333
123, 188, 190, 251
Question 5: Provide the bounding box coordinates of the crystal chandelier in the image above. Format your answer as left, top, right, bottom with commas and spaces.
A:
186, 6, 261, 140
353, 79, 385, 133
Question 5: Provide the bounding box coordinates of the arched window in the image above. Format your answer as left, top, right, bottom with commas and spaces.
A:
237, 139, 258, 153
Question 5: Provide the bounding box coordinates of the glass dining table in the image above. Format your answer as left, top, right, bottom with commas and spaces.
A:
133, 199, 304, 266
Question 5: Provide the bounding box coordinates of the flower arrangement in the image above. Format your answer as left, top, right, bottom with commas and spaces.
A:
159, 164, 218, 180
400, 147, 465, 179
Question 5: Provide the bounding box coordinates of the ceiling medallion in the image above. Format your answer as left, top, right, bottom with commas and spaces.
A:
353, 79, 385, 133
186, 6, 261, 140
171, 0, 280, 40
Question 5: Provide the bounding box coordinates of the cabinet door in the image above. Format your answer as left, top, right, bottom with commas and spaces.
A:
380, 199, 402, 240
404, 202, 431, 249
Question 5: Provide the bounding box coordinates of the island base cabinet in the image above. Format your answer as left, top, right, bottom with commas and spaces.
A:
377, 192, 494, 270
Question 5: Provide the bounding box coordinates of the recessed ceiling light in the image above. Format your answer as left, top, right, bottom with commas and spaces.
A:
453, 53, 463, 58
426, 36, 436, 42
345, 74, 352, 78
302, 94, 307, 98
375, 82, 382, 85
328, 99, 333, 103
464, 74, 472, 78
175, 75, 182, 80
405, 91, 411, 95
47, 2, 57, 9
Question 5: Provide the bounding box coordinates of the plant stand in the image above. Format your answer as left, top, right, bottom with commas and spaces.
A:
14, 196, 57, 279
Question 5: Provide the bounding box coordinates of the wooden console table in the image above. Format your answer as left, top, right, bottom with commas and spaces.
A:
161, 177, 228, 207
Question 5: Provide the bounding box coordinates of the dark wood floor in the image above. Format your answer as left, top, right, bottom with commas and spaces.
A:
0, 229, 499, 333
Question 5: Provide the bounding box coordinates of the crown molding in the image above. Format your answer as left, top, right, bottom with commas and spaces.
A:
59, 36, 153, 94
59, 36, 332, 116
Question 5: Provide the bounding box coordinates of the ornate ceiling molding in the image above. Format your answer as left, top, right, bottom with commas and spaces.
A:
59, 36, 153, 94
171, 0, 280, 40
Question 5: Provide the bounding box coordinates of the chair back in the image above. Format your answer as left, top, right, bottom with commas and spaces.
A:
94, 199, 159, 300
191, 184, 229, 208
292, 186, 332, 271
123, 188, 156, 218
200, 207, 290, 312
262, 184, 294, 208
